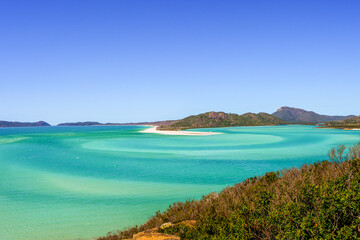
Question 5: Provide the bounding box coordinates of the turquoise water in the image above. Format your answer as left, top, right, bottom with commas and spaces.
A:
1, 125, 360, 240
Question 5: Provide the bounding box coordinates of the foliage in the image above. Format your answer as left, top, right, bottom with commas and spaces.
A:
158, 111, 287, 130
324, 116, 360, 129
99, 143, 360, 240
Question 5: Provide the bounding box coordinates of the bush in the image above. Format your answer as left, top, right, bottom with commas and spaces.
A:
99, 143, 360, 240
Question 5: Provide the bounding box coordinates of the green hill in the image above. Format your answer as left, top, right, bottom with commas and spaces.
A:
99, 143, 360, 240
158, 111, 287, 130
324, 115, 360, 129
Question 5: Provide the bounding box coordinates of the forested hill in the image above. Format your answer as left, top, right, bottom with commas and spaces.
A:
158, 111, 287, 130
324, 115, 360, 129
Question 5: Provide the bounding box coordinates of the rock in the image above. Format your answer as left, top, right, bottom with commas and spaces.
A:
131, 227, 179, 240
125, 220, 196, 240
159, 222, 173, 230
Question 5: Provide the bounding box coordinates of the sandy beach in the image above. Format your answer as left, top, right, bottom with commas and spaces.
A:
140, 126, 222, 135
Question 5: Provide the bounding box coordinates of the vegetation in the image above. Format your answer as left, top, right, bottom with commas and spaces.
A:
99, 143, 360, 240
57, 121, 103, 126
272, 106, 355, 123
158, 111, 287, 130
0, 120, 50, 127
324, 116, 360, 129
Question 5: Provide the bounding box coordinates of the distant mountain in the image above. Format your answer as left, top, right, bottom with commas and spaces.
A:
57, 121, 103, 126
158, 111, 287, 130
0, 120, 50, 127
57, 120, 178, 127
272, 107, 355, 123
324, 115, 360, 129
113, 120, 178, 126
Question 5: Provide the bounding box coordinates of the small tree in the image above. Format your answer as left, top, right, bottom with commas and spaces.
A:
328, 144, 347, 164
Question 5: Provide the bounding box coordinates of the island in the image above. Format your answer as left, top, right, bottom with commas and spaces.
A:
57, 121, 104, 126
0, 120, 50, 127
157, 111, 288, 131
322, 115, 360, 129
1, 107, 357, 130
272, 106, 355, 123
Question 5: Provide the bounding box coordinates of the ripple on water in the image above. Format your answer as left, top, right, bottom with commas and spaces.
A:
0, 125, 360, 240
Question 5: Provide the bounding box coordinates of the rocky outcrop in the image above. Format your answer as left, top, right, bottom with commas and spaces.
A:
207, 111, 226, 121
126, 228, 179, 240
124, 221, 196, 240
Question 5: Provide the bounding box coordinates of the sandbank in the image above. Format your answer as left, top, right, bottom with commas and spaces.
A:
140, 126, 222, 136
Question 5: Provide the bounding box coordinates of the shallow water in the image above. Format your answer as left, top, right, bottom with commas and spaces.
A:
0, 125, 359, 240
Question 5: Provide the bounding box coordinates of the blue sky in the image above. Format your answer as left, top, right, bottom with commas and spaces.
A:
0, 0, 359, 124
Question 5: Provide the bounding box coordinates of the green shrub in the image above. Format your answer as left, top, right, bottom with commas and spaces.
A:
99, 143, 360, 240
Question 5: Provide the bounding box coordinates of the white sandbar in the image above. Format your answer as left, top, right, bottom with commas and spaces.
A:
140, 126, 222, 135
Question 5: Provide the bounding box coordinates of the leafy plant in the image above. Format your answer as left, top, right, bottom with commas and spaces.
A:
99, 143, 360, 240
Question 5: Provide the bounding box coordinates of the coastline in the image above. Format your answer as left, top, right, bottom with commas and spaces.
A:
140, 126, 222, 136
316, 126, 360, 131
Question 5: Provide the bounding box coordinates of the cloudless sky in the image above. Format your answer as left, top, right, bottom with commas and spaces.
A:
0, 0, 359, 124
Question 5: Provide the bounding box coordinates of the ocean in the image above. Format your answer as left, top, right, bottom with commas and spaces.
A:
1, 125, 359, 240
